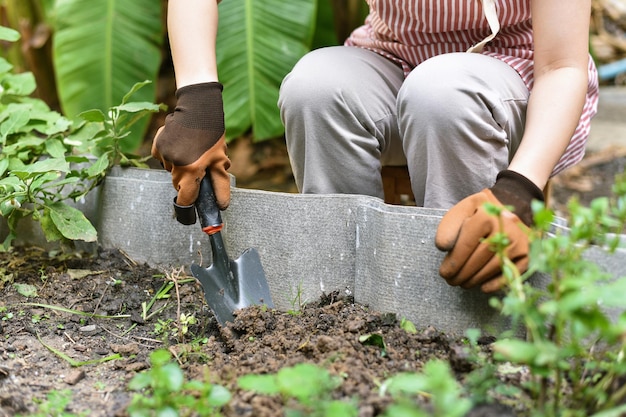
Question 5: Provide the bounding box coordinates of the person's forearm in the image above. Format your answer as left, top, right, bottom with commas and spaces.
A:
167, 0, 220, 87
507, 67, 587, 190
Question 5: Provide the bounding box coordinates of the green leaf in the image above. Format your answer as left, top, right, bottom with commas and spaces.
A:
11, 158, 70, 176
400, 317, 418, 334
359, 333, 387, 356
0, 159, 9, 177
493, 339, 541, 364
238, 373, 280, 394
78, 109, 107, 123
87, 154, 112, 177
384, 372, 428, 396
2, 72, 37, 96
121, 80, 153, 104
115, 101, 163, 114
206, 385, 232, 407
0, 58, 13, 74
128, 372, 152, 391
325, 400, 358, 417
217, 0, 317, 141
40, 211, 66, 242
46, 202, 97, 242
158, 362, 184, 392
13, 283, 38, 298
277, 363, 334, 402
53, 0, 163, 152
0, 104, 32, 140
45, 138, 68, 159
0, 26, 20, 42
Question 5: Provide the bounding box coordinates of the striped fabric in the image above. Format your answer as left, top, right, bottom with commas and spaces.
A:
346, 0, 599, 176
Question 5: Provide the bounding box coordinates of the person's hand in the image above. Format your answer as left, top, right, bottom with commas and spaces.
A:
151, 82, 231, 209
434, 170, 544, 293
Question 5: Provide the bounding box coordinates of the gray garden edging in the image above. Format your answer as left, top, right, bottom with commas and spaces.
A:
3, 166, 624, 335
93, 167, 626, 336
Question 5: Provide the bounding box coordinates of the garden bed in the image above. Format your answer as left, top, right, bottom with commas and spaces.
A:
0, 246, 515, 417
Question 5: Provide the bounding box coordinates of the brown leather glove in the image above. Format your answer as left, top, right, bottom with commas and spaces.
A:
151, 82, 231, 209
435, 170, 544, 293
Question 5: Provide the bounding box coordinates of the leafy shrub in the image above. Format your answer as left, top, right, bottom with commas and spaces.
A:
0, 26, 164, 249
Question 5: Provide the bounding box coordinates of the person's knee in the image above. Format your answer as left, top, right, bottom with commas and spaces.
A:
279, 47, 348, 113
398, 54, 476, 122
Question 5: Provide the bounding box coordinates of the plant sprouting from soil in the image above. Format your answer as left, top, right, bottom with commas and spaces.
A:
380, 360, 473, 417
128, 349, 231, 417
238, 362, 359, 417
16, 388, 89, 417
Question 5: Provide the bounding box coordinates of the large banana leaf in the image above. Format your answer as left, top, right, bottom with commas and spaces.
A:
52, 0, 163, 152
217, 0, 317, 141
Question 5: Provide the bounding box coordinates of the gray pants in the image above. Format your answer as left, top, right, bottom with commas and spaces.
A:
278, 46, 529, 208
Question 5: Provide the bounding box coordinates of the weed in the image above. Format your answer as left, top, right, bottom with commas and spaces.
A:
16, 389, 89, 417
31, 312, 49, 324
94, 381, 107, 391
153, 318, 174, 339
287, 282, 306, 315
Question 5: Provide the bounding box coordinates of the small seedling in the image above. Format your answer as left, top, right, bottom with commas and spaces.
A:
238, 363, 358, 417
400, 317, 418, 334
128, 349, 230, 417
286, 282, 307, 315
359, 333, 388, 357
380, 360, 473, 417
16, 389, 89, 417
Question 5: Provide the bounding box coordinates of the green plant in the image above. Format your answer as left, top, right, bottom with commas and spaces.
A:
286, 281, 307, 315
1, 26, 164, 249
238, 362, 358, 417
17, 388, 89, 417
487, 173, 626, 416
380, 360, 473, 417
177, 313, 197, 337
4, 0, 369, 150
400, 317, 418, 334
128, 349, 231, 417
359, 332, 388, 357
153, 318, 173, 338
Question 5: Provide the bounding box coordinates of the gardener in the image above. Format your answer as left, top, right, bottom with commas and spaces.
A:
153, 0, 598, 295
278, 0, 598, 293
151, 0, 231, 212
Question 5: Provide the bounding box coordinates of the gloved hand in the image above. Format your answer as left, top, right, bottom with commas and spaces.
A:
151, 82, 231, 209
434, 170, 544, 293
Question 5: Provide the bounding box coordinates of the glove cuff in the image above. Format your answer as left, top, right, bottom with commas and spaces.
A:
173, 82, 224, 132
490, 170, 544, 227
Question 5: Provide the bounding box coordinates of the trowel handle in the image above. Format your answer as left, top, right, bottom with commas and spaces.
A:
194, 173, 223, 235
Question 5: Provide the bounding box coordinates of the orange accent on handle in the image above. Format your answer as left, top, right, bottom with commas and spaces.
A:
202, 224, 223, 235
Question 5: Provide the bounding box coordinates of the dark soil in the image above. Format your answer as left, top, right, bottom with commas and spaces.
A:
1, 143, 624, 417
0, 246, 500, 417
